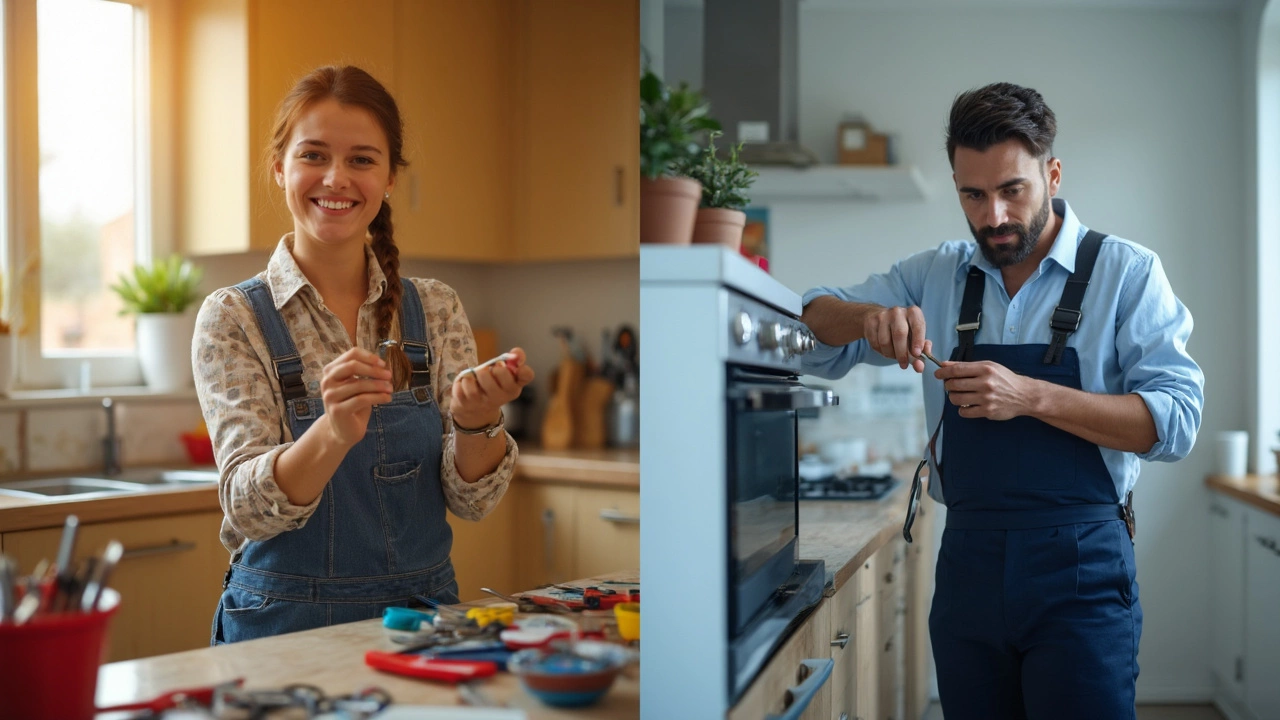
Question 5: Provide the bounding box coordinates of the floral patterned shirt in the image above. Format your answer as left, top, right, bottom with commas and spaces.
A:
193, 236, 517, 557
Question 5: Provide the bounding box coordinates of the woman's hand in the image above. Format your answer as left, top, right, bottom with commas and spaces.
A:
451, 347, 535, 430
320, 347, 393, 448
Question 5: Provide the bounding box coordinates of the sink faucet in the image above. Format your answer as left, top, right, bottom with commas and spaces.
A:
102, 397, 121, 477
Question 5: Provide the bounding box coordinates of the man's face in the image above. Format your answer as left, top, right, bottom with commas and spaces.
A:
953, 140, 1061, 268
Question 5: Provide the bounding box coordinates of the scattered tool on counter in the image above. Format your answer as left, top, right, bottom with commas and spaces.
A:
95, 677, 246, 715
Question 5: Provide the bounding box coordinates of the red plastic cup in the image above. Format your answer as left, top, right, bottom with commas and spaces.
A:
0, 588, 120, 720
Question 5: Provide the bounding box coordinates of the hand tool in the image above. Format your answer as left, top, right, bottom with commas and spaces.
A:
457, 353, 519, 381
0, 557, 14, 623
916, 350, 943, 368
365, 651, 498, 682
52, 514, 79, 611
95, 678, 245, 714
81, 540, 123, 612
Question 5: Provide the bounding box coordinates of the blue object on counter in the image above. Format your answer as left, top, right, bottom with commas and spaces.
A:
383, 606, 436, 631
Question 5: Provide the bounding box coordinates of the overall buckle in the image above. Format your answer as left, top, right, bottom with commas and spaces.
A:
1050, 307, 1082, 333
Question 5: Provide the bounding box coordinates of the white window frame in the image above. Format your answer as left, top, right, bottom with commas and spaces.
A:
3, 0, 176, 391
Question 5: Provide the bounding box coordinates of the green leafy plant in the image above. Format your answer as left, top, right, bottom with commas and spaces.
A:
678, 131, 759, 211
109, 255, 204, 314
640, 69, 721, 180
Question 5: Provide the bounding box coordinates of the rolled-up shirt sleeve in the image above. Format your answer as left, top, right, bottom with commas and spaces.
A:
417, 279, 517, 521
193, 292, 321, 548
1114, 253, 1204, 462
800, 249, 933, 379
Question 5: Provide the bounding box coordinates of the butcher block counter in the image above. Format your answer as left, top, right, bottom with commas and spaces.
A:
1206, 473, 1280, 517
95, 572, 640, 719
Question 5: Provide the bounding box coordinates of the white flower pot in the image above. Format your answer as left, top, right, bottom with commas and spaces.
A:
136, 312, 196, 391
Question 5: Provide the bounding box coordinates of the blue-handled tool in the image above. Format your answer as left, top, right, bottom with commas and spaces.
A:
383, 606, 436, 631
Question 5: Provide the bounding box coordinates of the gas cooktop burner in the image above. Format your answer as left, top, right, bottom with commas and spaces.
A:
798, 474, 898, 501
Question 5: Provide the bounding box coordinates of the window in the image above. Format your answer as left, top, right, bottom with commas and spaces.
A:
4, 0, 172, 389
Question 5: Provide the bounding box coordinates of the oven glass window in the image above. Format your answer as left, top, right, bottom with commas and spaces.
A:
730, 407, 797, 580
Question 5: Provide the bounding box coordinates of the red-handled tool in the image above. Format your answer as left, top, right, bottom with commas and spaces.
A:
364, 651, 498, 682
96, 678, 245, 714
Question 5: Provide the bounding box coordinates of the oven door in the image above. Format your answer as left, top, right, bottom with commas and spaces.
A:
727, 368, 837, 634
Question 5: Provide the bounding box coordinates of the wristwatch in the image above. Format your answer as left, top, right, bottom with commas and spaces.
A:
453, 409, 505, 439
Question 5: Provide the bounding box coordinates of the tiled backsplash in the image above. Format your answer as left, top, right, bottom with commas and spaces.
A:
0, 396, 205, 477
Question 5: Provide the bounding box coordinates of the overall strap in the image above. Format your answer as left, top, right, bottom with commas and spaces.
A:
234, 278, 307, 401
955, 267, 986, 361
396, 277, 433, 389
1043, 229, 1106, 365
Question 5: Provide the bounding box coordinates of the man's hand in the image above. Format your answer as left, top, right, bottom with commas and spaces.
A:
863, 305, 934, 373
934, 360, 1037, 421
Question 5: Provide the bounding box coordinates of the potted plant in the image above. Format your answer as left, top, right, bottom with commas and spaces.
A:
679, 131, 759, 250
110, 255, 204, 391
640, 69, 720, 245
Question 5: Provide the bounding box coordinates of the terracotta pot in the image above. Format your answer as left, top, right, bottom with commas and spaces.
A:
640, 176, 701, 245
691, 208, 747, 251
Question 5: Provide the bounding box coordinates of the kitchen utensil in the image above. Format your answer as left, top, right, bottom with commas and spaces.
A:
540, 329, 581, 451
508, 641, 630, 708
575, 376, 615, 449
606, 374, 638, 448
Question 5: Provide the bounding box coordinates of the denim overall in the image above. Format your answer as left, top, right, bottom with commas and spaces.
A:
929, 232, 1142, 719
211, 277, 459, 645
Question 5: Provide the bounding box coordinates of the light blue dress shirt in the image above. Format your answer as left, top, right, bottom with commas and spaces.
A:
801, 198, 1204, 505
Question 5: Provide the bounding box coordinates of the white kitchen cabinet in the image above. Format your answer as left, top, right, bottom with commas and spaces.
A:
1209, 496, 1247, 704
1245, 506, 1280, 719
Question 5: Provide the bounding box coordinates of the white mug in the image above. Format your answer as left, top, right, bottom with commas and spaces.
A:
1216, 430, 1249, 478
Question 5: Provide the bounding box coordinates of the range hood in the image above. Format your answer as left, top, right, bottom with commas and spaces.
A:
702, 0, 820, 167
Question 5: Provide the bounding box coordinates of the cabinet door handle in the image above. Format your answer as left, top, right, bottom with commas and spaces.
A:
1210, 504, 1229, 518
599, 508, 640, 524
830, 632, 850, 649
615, 166, 624, 206
763, 658, 834, 720
1257, 535, 1280, 558
542, 508, 556, 579
120, 540, 197, 561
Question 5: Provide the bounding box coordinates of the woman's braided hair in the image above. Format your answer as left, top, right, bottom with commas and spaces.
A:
268, 65, 413, 389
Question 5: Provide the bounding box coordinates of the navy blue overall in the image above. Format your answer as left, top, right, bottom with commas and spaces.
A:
929, 233, 1142, 719
211, 277, 459, 644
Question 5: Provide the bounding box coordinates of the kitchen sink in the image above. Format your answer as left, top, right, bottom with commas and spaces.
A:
109, 468, 219, 485
0, 477, 149, 500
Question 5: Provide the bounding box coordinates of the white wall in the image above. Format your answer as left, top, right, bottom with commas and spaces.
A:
747, 4, 1244, 701
194, 252, 639, 436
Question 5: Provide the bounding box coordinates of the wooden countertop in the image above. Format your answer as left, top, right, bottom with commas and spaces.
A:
0, 446, 638, 533
1206, 474, 1280, 517
799, 468, 916, 596
96, 572, 640, 718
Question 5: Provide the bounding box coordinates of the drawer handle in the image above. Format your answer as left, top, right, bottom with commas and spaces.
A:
599, 508, 640, 524
764, 658, 834, 720
1258, 535, 1280, 558
1210, 504, 1229, 518
830, 632, 850, 649
120, 540, 197, 560
542, 509, 556, 579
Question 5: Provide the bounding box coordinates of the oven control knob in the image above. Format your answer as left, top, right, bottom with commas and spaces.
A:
787, 327, 814, 355
757, 321, 789, 354
731, 312, 755, 346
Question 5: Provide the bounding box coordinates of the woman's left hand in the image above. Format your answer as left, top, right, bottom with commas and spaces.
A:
450, 347, 535, 430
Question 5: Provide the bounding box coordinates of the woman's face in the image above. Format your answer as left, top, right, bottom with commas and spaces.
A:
274, 98, 395, 250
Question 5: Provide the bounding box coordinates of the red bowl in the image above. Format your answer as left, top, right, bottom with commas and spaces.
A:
180, 433, 215, 465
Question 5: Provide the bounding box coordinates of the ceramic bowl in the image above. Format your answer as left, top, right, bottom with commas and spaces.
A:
509, 641, 632, 707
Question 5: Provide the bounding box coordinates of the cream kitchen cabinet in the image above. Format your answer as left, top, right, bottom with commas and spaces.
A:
1244, 505, 1280, 720
1209, 495, 1247, 706
876, 539, 907, 720
512, 481, 640, 592
446, 493, 518, 603
1, 512, 227, 662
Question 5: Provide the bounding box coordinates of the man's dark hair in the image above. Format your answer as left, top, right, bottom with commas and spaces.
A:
946, 82, 1057, 167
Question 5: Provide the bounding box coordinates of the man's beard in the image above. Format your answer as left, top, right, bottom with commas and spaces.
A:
969, 191, 1051, 268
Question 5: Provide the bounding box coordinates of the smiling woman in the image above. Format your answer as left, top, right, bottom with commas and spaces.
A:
191, 66, 535, 645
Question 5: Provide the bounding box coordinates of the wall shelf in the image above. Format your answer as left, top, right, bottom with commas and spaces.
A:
748, 165, 929, 204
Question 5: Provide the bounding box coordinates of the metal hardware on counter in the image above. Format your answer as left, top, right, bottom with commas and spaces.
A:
120, 540, 198, 561
830, 632, 850, 649
599, 508, 640, 525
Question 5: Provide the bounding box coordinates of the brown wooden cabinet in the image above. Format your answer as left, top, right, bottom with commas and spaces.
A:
513, 482, 580, 591
876, 539, 907, 720
573, 486, 640, 580
446, 492, 518, 603
514, 0, 639, 261
1, 512, 227, 662
729, 601, 832, 720
177, 0, 639, 262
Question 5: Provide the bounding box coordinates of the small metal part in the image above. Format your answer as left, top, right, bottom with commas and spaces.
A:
377, 339, 400, 360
